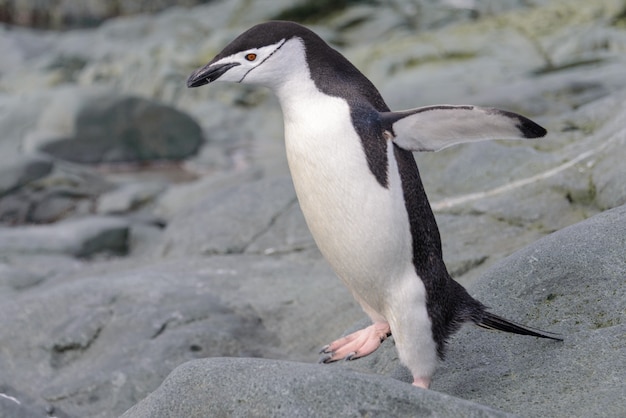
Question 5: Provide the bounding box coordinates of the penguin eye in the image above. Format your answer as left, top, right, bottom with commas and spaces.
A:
245, 53, 257, 61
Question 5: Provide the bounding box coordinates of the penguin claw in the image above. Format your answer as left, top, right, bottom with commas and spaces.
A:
318, 351, 357, 363
319, 344, 331, 354
318, 353, 334, 364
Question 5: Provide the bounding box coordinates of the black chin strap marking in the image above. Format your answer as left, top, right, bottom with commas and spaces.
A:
239, 38, 288, 83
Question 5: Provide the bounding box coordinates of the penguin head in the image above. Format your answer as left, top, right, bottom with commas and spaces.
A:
187, 21, 315, 90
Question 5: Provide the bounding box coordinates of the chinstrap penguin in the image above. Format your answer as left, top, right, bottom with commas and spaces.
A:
187, 21, 562, 389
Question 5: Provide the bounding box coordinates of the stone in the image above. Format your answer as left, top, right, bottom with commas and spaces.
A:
24, 87, 204, 164
121, 357, 513, 418
593, 146, 626, 209
244, 199, 316, 255
0, 0, 297, 30
97, 181, 167, 215
0, 263, 45, 291
0, 216, 129, 257
27, 193, 79, 223
0, 385, 65, 418
0, 159, 111, 225
0, 154, 53, 197
0, 255, 322, 418
0, 253, 86, 283
155, 176, 298, 257
433, 204, 626, 417
0, 93, 55, 157
587, 94, 626, 211
153, 168, 263, 219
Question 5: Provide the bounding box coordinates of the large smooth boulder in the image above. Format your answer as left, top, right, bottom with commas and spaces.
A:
0, 258, 283, 418
0, 215, 129, 257
121, 357, 512, 418
24, 88, 204, 164
434, 204, 626, 417
154, 176, 312, 257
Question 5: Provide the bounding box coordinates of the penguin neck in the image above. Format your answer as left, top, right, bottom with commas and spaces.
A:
270, 40, 321, 121
270, 37, 386, 117
276, 83, 324, 126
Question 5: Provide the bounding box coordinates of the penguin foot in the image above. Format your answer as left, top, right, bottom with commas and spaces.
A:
319, 321, 391, 363
412, 377, 431, 389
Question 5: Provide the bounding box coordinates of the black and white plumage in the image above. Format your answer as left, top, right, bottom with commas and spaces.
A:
187, 21, 561, 389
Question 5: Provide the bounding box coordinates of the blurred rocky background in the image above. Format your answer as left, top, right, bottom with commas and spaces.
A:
0, 0, 624, 417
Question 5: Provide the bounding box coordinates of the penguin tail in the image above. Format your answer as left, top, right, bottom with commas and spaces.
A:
477, 312, 563, 341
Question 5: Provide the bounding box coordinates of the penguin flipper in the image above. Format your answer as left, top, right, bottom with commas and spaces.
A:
381, 105, 547, 152
477, 311, 563, 341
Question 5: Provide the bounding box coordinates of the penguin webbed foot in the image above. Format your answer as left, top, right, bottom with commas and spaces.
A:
317, 321, 391, 363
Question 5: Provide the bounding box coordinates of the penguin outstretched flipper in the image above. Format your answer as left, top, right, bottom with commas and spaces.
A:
381, 105, 547, 152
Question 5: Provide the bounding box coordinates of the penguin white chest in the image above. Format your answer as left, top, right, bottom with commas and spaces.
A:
281, 92, 413, 311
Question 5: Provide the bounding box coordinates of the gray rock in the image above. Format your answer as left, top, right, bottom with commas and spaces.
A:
0, 0, 297, 30
244, 199, 316, 255
121, 357, 512, 418
16, 200, 618, 418
158, 253, 359, 362
97, 181, 167, 214
0, 159, 111, 224
0, 393, 42, 418
326, 0, 542, 48
153, 168, 263, 220
0, 263, 45, 291
0, 253, 87, 283
0, 25, 41, 73
0, 255, 315, 418
593, 146, 626, 210
152, 171, 313, 258
0, 154, 53, 197
0, 185, 83, 225
0, 385, 67, 418
24, 87, 204, 164
27, 193, 78, 223
0, 93, 55, 158
586, 93, 626, 211
0, 216, 129, 257
367, 2, 626, 114
433, 204, 626, 417
126, 222, 165, 258
155, 176, 298, 257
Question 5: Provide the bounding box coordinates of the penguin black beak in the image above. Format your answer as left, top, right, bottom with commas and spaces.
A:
187, 62, 240, 88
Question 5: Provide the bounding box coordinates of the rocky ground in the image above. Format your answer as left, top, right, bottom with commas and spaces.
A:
0, 0, 625, 417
